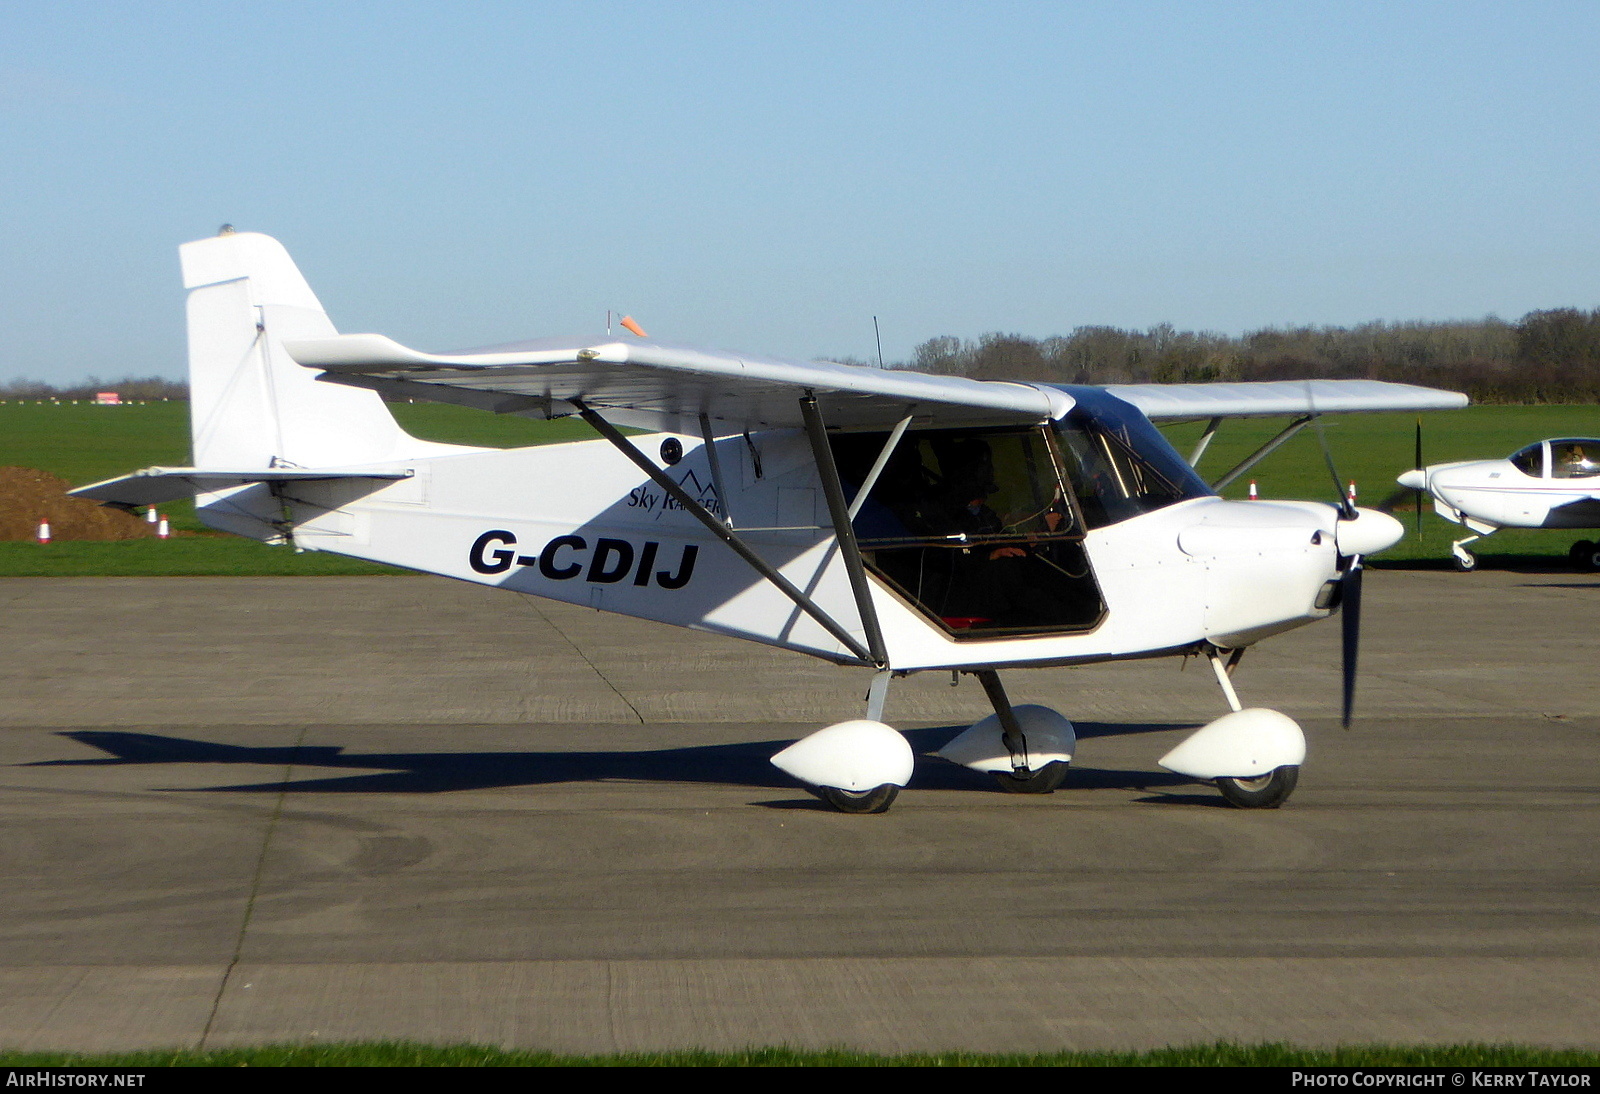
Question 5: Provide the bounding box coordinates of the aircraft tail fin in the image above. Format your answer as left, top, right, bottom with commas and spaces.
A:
180, 230, 417, 469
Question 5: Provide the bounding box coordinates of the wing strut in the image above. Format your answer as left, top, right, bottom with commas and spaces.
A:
572, 400, 877, 666
696, 413, 733, 526
1211, 414, 1315, 491
799, 393, 888, 667
847, 413, 915, 520
1188, 416, 1223, 467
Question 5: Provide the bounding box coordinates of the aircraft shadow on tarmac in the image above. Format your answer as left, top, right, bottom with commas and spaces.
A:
32, 723, 1197, 801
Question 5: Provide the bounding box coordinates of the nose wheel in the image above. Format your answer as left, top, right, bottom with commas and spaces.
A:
817, 784, 900, 814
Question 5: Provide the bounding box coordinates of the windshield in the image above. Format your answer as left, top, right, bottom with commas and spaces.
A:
1050, 387, 1214, 528
1509, 443, 1544, 477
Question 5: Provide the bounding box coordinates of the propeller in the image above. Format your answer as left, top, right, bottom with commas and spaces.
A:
1339, 562, 1362, 728
1373, 418, 1427, 537
1412, 416, 1425, 539
1309, 401, 1363, 728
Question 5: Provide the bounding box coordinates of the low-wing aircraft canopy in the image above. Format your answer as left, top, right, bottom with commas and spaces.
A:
1510, 438, 1600, 480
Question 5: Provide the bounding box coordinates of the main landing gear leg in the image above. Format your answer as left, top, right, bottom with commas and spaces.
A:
974, 670, 1071, 794
865, 669, 892, 723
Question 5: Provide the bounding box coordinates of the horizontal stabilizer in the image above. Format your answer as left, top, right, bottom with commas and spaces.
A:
70, 467, 412, 508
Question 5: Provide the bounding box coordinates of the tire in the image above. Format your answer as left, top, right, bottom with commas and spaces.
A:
1215, 765, 1299, 809
818, 783, 900, 814
1572, 541, 1600, 572
993, 760, 1070, 794
1452, 550, 1477, 572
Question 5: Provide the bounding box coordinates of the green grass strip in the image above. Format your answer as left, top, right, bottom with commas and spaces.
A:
0, 1041, 1595, 1067
0, 539, 409, 577
9, 402, 1600, 575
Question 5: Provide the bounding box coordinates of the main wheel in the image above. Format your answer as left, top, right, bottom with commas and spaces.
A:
1571, 540, 1600, 572
1215, 765, 1299, 809
993, 760, 1070, 794
817, 783, 899, 814
1452, 550, 1477, 572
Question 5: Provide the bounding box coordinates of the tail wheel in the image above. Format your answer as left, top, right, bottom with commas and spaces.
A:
1216, 765, 1299, 809
818, 784, 899, 814
993, 760, 1070, 794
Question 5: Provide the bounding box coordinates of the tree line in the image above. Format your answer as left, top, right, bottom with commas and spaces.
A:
8, 306, 1600, 404
0, 375, 188, 401
900, 307, 1600, 403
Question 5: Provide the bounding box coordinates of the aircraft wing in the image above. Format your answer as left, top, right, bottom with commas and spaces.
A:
70, 467, 412, 508
284, 334, 1072, 433
1100, 379, 1469, 420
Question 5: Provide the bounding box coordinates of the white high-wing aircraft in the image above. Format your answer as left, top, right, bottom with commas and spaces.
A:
75, 231, 1468, 812
1397, 439, 1600, 571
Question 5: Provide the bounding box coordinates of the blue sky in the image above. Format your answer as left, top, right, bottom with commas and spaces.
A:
3, 1, 1598, 383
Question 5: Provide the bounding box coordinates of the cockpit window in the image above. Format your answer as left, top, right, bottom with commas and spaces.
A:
830, 425, 1106, 637
1550, 439, 1600, 479
1051, 387, 1214, 528
1509, 443, 1544, 477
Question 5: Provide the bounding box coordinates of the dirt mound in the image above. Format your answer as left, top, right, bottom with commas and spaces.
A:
0, 467, 156, 541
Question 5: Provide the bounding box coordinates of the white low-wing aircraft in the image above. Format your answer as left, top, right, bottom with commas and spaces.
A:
75, 231, 1468, 812
1397, 439, 1600, 571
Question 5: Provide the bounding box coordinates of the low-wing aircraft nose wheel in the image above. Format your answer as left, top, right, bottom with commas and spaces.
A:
1215, 765, 1299, 809
1453, 549, 1478, 572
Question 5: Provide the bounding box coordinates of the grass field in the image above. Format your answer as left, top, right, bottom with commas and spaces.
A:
0, 400, 605, 575
4, 399, 1600, 576
1, 1041, 1594, 1067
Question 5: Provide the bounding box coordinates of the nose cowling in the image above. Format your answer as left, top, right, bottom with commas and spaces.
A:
1334, 507, 1403, 557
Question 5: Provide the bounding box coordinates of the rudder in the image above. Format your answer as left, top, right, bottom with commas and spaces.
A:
181, 230, 415, 469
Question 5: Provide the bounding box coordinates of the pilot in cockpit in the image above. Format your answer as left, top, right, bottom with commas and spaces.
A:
1556, 443, 1600, 478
